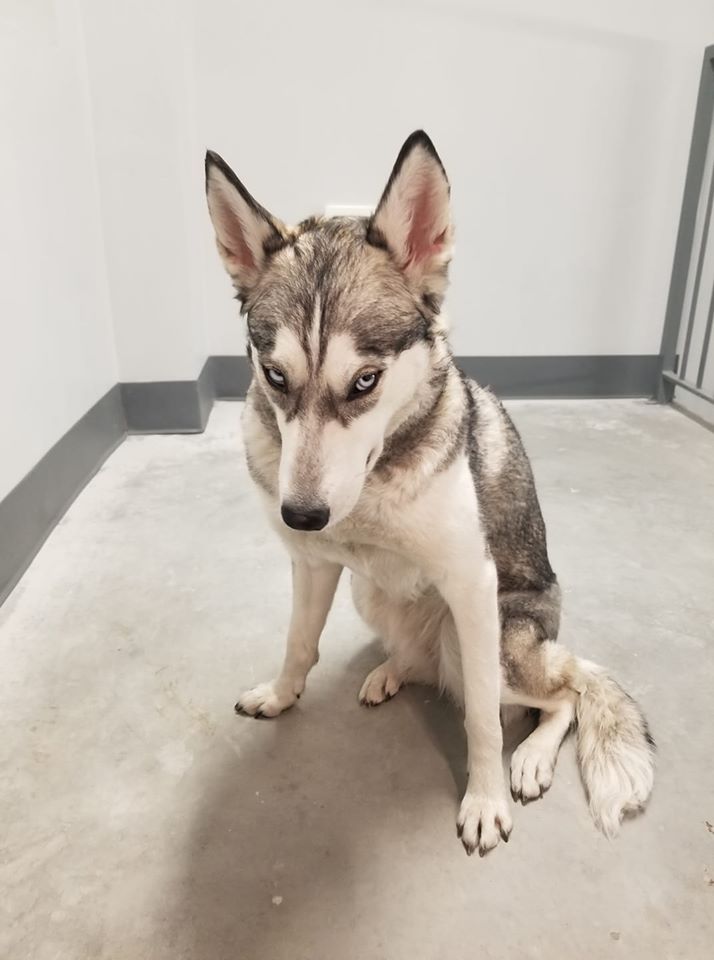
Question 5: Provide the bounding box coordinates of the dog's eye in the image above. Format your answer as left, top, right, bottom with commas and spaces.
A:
348, 371, 380, 400
263, 366, 287, 391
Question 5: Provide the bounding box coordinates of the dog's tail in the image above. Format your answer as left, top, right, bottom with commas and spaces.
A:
573, 658, 655, 837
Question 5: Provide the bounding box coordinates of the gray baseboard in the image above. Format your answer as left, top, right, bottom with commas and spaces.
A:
207, 355, 252, 398
119, 356, 250, 433
0, 351, 661, 609
120, 380, 208, 434
457, 354, 661, 399
0, 386, 126, 607
121, 359, 217, 434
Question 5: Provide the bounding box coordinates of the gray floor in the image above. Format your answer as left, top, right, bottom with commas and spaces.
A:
1, 400, 713, 960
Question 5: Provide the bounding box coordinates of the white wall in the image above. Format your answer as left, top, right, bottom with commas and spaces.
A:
194, 0, 714, 357
0, 0, 117, 502
79, 0, 207, 382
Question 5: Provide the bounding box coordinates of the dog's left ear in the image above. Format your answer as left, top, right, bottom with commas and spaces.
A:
368, 130, 452, 292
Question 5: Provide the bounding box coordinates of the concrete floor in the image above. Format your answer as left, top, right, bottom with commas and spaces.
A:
1, 400, 713, 960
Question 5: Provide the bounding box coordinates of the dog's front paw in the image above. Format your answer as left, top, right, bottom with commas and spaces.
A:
235, 682, 297, 719
456, 789, 513, 857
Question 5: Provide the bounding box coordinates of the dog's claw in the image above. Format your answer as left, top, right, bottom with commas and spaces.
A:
516, 784, 548, 805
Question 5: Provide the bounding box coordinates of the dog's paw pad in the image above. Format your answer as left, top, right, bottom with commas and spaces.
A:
235, 682, 296, 718
358, 661, 402, 706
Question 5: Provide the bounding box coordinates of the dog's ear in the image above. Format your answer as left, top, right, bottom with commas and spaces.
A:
205, 150, 286, 296
368, 131, 452, 291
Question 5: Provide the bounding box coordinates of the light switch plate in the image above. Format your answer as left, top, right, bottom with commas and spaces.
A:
324, 204, 373, 217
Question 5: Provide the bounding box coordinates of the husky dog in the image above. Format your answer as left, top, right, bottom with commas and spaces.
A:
205, 131, 655, 855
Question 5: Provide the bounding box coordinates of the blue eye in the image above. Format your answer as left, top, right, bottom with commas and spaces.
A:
349, 371, 380, 399
263, 366, 286, 390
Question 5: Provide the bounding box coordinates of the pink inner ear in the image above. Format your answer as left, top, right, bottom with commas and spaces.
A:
226, 221, 257, 271
406, 180, 446, 265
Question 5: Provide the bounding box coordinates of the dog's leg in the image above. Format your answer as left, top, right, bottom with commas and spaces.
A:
499, 615, 575, 801
352, 577, 441, 705
497, 592, 575, 802
236, 560, 342, 718
508, 695, 575, 802
438, 554, 512, 857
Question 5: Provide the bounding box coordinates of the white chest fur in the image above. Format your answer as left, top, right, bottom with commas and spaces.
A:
260, 499, 430, 601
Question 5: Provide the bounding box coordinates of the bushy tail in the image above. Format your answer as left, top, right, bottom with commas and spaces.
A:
574, 659, 656, 837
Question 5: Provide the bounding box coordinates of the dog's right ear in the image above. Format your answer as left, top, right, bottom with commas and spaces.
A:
205, 150, 286, 296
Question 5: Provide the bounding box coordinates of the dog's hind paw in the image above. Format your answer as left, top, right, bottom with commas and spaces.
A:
235, 681, 297, 719
510, 740, 555, 803
358, 660, 402, 706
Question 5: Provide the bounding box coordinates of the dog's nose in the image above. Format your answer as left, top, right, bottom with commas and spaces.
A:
280, 502, 330, 532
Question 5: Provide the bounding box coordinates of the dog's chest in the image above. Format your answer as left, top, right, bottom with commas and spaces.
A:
313, 538, 429, 600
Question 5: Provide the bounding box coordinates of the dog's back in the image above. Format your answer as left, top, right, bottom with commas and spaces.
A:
466, 380, 557, 596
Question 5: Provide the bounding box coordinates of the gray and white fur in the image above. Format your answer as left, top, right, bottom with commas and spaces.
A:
205, 131, 655, 854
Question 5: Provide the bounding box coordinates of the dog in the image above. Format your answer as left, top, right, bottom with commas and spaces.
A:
204, 131, 655, 856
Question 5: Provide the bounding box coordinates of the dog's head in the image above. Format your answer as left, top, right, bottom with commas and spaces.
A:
205, 131, 452, 530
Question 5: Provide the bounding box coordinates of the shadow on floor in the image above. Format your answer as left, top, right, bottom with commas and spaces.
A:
171, 641, 539, 959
